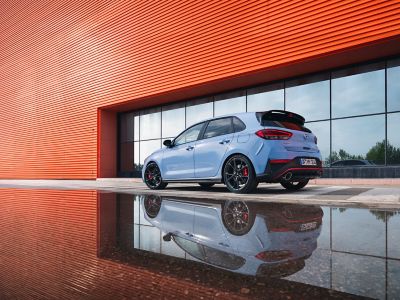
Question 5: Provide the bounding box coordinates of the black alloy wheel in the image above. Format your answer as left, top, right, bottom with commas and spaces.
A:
143, 195, 162, 218
222, 201, 255, 235
144, 162, 168, 190
223, 155, 258, 193
280, 179, 309, 191
198, 182, 215, 189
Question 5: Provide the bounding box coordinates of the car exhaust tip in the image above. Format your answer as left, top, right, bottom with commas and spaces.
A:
283, 172, 293, 181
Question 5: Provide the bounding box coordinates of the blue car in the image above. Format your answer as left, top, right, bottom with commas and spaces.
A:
142, 110, 322, 193
142, 195, 323, 277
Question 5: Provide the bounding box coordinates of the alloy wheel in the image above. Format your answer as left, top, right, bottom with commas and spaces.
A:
144, 162, 167, 189
222, 201, 254, 235
224, 157, 250, 191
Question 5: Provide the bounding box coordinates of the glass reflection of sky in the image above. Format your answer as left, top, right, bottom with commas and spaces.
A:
247, 88, 284, 111
214, 96, 246, 117
388, 113, 400, 165
186, 101, 213, 127
387, 60, 400, 112
139, 139, 161, 164
162, 104, 185, 138
305, 121, 330, 165
286, 80, 330, 121
332, 69, 385, 118
332, 115, 385, 159
140, 109, 161, 140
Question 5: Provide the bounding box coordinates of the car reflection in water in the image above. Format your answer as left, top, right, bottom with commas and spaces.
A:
142, 195, 323, 278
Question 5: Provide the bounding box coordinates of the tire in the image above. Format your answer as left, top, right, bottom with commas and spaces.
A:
198, 183, 215, 189
143, 195, 162, 218
223, 154, 258, 194
221, 201, 255, 235
280, 179, 309, 191
144, 162, 168, 190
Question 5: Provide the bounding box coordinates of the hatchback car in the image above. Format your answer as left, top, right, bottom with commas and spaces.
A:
142, 110, 322, 193
142, 195, 323, 277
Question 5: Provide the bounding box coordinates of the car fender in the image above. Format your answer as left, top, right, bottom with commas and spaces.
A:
142, 149, 165, 179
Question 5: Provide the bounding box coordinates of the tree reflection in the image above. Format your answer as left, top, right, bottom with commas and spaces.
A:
369, 210, 399, 223
328, 140, 400, 165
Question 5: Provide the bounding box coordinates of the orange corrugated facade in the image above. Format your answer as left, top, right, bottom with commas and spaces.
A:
1, 0, 400, 179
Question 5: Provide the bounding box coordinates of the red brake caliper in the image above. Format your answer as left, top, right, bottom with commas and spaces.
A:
243, 167, 248, 177
242, 212, 249, 221
147, 173, 153, 180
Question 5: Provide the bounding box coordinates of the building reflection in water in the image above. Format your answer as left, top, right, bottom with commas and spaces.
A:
98, 193, 400, 300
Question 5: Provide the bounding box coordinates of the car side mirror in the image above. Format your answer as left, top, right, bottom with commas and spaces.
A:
163, 233, 172, 242
163, 139, 173, 147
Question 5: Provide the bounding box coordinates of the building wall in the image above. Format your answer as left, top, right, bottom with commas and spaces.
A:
1, 1, 400, 179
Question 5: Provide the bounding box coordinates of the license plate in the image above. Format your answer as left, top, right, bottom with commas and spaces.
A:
300, 222, 317, 231
300, 158, 317, 166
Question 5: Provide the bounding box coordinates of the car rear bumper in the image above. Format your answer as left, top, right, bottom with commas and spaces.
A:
257, 157, 323, 183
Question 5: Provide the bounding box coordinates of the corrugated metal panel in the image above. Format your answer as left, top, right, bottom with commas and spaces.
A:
0, 0, 400, 178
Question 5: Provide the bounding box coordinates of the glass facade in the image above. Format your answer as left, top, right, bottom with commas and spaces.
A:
118, 57, 400, 177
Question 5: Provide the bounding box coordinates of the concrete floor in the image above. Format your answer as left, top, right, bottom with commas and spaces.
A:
0, 179, 399, 209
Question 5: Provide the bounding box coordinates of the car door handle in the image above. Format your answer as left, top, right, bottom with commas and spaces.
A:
219, 139, 230, 144
186, 146, 194, 151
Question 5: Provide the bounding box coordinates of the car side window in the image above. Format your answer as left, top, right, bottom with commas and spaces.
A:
233, 117, 246, 132
203, 117, 233, 139
174, 122, 204, 146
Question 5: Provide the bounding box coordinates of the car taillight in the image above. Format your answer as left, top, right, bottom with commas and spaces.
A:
255, 129, 293, 140
255, 250, 292, 262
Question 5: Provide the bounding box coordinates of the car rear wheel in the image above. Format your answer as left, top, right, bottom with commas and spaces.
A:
222, 201, 255, 235
280, 179, 309, 191
223, 155, 258, 193
144, 162, 168, 190
198, 183, 215, 189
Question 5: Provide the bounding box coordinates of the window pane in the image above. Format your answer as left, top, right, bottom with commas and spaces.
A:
186, 97, 213, 127
387, 113, 400, 165
247, 82, 284, 111
388, 58, 400, 112
174, 123, 204, 146
119, 142, 134, 172
203, 118, 233, 139
140, 139, 161, 164
214, 91, 246, 117
162, 103, 185, 138
134, 142, 140, 171
139, 108, 161, 140
286, 74, 330, 121
305, 121, 330, 166
134, 114, 140, 141
119, 113, 135, 142
331, 115, 385, 165
332, 63, 385, 118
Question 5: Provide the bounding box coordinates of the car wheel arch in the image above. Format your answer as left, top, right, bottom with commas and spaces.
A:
220, 152, 254, 183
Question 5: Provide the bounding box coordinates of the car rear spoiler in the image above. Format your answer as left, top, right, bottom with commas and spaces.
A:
256, 110, 306, 126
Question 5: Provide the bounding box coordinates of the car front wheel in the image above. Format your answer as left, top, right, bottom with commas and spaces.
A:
223, 155, 258, 194
280, 179, 309, 191
144, 162, 168, 190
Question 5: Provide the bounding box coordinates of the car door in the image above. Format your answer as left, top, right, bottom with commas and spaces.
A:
194, 117, 234, 178
193, 206, 231, 250
162, 122, 205, 180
